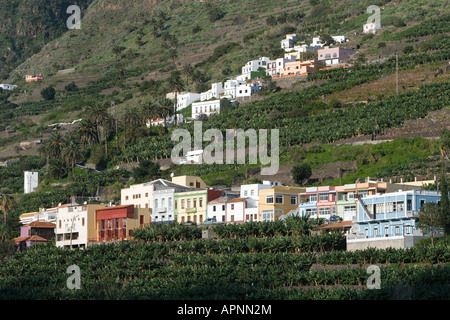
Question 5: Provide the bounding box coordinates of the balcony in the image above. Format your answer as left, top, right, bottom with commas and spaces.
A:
156, 207, 167, 213
406, 210, 419, 218
186, 207, 197, 214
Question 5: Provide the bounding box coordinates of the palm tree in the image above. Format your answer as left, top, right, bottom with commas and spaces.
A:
181, 63, 195, 85
167, 72, 185, 126
0, 193, 15, 226
63, 140, 85, 177
140, 100, 159, 126
158, 98, 174, 127
86, 102, 109, 143
38, 139, 52, 173
78, 119, 97, 149
49, 131, 66, 159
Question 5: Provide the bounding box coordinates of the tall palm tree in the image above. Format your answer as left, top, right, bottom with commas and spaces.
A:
158, 98, 174, 127
140, 100, 159, 127
78, 119, 97, 149
63, 140, 85, 177
86, 102, 108, 143
49, 131, 66, 159
182, 63, 195, 85
0, 193, 15, 226
38, 139, 52, 173
167, 72, 184, 126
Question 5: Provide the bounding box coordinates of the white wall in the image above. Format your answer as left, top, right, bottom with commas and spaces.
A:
152, 189, 175, 223
24, 171, 38, 194
56, 205, 89, 248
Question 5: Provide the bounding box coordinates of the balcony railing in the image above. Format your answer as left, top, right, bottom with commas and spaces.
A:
186, 207, 197, 214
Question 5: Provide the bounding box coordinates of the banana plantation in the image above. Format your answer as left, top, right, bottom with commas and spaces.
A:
0, 219, 449, 300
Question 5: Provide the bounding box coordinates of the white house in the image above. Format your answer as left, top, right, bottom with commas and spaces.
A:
166, 92, 201, 111
24, 171, 38, 194
207, 196, 228, 223
192, 99, 222, 119
0, 84, 17, 91
312, 36, 346, 48
55, 203, 105, 249
200, 82, 224, 101
281, 34, 298, 51
363, 22, 381, 34
240, 183, 273, 222
241, 57, 270, 80
266, 55, 297, 77
179, 149, 204, 164
226, 197, 248, 223
151, 182, 194, 223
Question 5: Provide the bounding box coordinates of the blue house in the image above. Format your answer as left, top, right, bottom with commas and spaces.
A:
347, 190, 441, 250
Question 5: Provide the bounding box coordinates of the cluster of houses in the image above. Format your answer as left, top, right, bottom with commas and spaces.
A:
15, 174, 444, 251
149, 33, 357, 125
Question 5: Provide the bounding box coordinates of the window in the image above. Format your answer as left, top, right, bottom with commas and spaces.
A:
275, 195, 283, 204
193, 199, 197, 208
319, 207, 330, 216
251, 190, 254, 196
181, 199, 185, 209
309, 194, 317, 202
187, 199, 191, 208
344, 205, 356, 213
290, 196, 297, 205
154, 199, 158, 209
199, 198, 203, 207
168, 198, 172, 210
374, 227, 378, 237
262, 210, 273, 222
213, 206, 216, 212
244, 190, 248, 196
82, 218, 85, 227
59, 220, 61, 228
231, 204, 234, 210
319, 194, 329, 201
266, 195, 274, 204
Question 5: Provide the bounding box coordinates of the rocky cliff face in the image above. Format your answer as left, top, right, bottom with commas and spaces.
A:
0, 0, 94, 80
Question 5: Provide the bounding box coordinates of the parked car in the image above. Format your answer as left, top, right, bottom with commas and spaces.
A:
202, 218, 217, 225
184, 220, 197, 226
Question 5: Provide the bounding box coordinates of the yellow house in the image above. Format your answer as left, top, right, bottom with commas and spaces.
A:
172, 175, 207, 189
174, 189, 222, 224
259, 186, 305, 221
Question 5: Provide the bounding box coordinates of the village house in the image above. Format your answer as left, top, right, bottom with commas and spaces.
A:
259, 186, 305, 222
317, 46, 356, 66
347, 190, 442, 250
14, 221, 56, 251
96, 204, 150, 242
55, 203, 105, 248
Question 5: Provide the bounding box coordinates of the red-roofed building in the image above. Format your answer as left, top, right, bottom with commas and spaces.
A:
226, 197, 249, 223
14, 221, 56, 251
96, 205, 150, 242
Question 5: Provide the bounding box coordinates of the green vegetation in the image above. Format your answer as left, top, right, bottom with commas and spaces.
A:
0, 221, 449, 299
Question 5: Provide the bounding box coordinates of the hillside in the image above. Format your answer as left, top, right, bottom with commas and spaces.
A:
0, 0, 448, 215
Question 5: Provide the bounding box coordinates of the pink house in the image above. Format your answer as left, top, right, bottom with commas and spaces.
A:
299, 186, 337, 220
279, 60, 324, 77
14, 221, 55, 251
317, 46, 356, 66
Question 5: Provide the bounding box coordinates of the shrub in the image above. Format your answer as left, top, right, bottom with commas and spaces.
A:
40, 86, 56, 100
